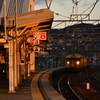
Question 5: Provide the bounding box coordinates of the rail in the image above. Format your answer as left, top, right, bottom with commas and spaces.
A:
31, 67, 65, 100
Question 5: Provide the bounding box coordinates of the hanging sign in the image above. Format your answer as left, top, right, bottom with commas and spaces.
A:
40, 32, 47, 40
33, 32, 40, 39
27, 37, 34, 43
33, 32, 47, 40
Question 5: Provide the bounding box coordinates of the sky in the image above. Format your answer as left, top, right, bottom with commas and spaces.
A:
34, 0, 100, 29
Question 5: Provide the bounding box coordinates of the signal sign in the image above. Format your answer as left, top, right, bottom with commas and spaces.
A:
33, 32, 47, 40
40, 32, 46, 40
27, 37, 34, 43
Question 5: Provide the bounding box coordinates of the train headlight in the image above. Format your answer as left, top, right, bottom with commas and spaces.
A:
76, 61, 80, 65
67, 61, 70, 64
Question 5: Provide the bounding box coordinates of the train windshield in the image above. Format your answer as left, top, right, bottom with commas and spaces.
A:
66, 58, 80, 60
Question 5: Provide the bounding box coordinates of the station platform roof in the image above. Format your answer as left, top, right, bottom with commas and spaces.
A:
0, 8, 54, 45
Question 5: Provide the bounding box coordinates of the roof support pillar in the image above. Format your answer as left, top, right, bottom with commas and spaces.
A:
14, 0, 18, 88
17, 45, 22, 84
8, 29, 16, 93
30, 51, 35, 72
14, 39, 18, 88
23, 42, 27, 79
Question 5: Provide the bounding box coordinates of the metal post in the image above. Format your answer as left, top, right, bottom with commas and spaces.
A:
14, 0, 18, 88
23, 42, 26, 79
14, 40, 18, 88
48, 0, 52, 9
45, 0, 49, 9
4, 0, 7, 40
15, 0, 17, 34
17, 47, 22, 84
30, 52, 35, 72
8, 30, 16, 93
45, 0, 52, 9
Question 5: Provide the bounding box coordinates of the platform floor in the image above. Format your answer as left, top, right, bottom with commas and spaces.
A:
0, 68, 48, 100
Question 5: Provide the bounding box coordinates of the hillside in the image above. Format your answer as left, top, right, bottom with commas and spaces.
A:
49, 23, 100, 55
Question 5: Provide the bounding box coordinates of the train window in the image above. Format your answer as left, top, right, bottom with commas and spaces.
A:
66, 58, 80, 60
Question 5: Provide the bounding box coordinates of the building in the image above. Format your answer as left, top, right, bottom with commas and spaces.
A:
0, 0, 54, 93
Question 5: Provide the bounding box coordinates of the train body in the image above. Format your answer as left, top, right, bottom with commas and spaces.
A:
66, 54, 89, 71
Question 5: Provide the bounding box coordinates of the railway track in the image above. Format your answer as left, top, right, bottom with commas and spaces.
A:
57, 73, 82, 100
32, 67, 100, 100
87, 67, 100, 89
56, 67, 100, 100
65, 67, 100, 100
31, 67, 65, 100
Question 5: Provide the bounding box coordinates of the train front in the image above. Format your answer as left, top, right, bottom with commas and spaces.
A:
66, 55, 81, 71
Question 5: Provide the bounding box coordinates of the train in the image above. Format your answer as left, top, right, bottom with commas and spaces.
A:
66, 54, 89, 71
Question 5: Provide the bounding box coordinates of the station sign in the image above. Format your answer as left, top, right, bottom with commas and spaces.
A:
30, 37, 34, 42
27, 37, 40, 45
40, 32, 46, 40
27, 37, 34, 43
33, 32, 47, 40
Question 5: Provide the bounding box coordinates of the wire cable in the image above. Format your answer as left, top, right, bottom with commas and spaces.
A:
83, 0, 99, 19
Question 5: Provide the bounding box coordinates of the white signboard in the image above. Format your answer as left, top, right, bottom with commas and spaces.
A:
34, 32, 40, 39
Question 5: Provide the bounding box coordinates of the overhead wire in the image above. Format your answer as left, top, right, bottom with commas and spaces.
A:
53, 0, 99, 28
52, 0, 99, 34
67, 0, 99, 28
61, 0, 82, 41
52, 0, 82, 28
52, 0, 100, 51
82, 0, 99, 19
55, 13, 71, 19
52, 0, 82, 39
65, 0, 100, 51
